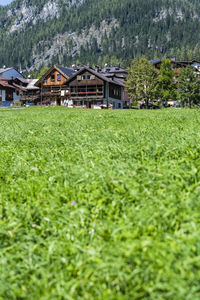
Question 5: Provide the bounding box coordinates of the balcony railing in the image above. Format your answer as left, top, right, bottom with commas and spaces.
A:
41, 91, 60, 96
20, 95, 40, 101
70, 90, 104, 97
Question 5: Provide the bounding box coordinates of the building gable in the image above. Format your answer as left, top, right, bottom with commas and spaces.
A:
42, 69, 67, 87
68, 69, 104, 87
36, 65, 75, 87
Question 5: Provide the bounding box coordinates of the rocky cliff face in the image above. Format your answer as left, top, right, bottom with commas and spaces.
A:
0, 0, 199, 73
6, 0, 84, 33
31, 19, 119, 72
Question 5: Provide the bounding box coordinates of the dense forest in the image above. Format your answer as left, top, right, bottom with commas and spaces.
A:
0, 0, 200, 73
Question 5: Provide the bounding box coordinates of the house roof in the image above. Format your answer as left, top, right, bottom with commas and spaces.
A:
12, 83, 27, 91
66, 66, 125, 87
176, 60, 200, 65
55, 65, 76, 78
14, 77, 39, 90
0, 79, 15, 89
16, 77, 31, 84
0, 68, 23, 78
151, 58, 200, 69
0, 67, 13, 74
26, 79, 39, 90
101, 66, 127, 74
150, 59, 162, 64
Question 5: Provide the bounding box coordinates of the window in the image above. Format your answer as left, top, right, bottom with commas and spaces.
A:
82, 75, 86, 80
51, 75, 55, 82
87, 75, 91, 80
57, 74, 61, 81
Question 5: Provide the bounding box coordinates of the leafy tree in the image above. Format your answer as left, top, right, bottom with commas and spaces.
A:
126, 58, 159, 107
178, 66, 200, 107
36, 67, 49, 79
158, 59, 176, 105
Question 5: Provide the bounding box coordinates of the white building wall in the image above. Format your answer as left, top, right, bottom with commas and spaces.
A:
108, 97, 123, 109
13, 92, 20, 101
2, 90, 6, 101
104, 83, 124, 109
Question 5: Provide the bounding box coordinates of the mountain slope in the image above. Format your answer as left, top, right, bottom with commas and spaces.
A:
0, 0, 200, 73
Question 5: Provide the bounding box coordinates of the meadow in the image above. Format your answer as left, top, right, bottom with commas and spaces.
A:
0, 107, 200, 299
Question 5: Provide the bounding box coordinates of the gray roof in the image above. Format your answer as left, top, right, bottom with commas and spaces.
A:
0, 67, 12, 74
56, 65, 76, 78
26, 79, 39, 90
101, 66, 127, 73
16, 77, 31, 84
67, 66, 125, 87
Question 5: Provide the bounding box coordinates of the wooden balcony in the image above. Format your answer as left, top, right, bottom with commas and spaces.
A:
41, 91, 60, 96
70, 91, 104, 98
20, 95, 40, 101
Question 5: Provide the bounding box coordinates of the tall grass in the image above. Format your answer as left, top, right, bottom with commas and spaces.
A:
0, 107, 200, 299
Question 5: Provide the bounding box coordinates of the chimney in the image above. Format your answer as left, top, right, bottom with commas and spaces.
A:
94, 65, 100, 72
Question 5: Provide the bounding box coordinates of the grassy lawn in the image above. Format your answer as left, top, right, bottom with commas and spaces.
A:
1, 107, 200, 299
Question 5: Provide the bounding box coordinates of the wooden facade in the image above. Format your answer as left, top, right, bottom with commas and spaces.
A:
36, 65, 75, 105
35, 65, 127, 108
65, 67, 124, 109
68, 70, 104, 108
0, 79, 15, 102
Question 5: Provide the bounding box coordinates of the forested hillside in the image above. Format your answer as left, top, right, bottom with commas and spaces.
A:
0, 0, 200, 73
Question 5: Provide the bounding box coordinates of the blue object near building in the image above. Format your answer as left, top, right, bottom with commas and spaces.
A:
0, 101, 13, 107
0, 68, 24, 79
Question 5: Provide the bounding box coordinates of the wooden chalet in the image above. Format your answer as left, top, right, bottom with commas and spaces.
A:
99, 66, 129, 108
176, 60, 200, 78
14, 78, 40, 104
150, 58, 187, 71
0, 78, 15, 106
151, 58, 200, 74
0, 77, 40, 107
35, 65, 78, 105
64, 66, 124, 109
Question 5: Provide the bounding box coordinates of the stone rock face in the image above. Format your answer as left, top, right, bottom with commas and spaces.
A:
29, 19, 119, 72
7, 0, 84, 33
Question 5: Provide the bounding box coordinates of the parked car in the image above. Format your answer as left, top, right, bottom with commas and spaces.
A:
140, 103, 160, 109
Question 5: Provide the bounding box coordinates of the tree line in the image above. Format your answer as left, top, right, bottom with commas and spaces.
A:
126, 58, 200, 108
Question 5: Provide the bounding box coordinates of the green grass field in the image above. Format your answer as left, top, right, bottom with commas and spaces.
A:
1, 107, 200, 299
